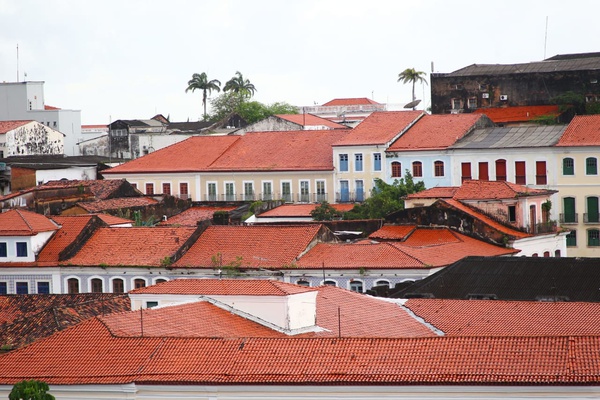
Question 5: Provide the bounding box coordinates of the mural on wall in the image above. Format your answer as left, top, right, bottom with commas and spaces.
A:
7, 123, 64, 156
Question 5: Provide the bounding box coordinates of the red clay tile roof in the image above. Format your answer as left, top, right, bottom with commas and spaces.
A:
392, 228, 519, 265
40, 179, 131, 200
275, 114, 347, 129
405, 299, 600, 337
76, 196, 158, 213
44, 105, 61, 110
387, 114, 484, 151
335, 111, 423, 146
160, 206, 237, 226
0, 294, 130, 349
1, 317, 599, 385
103, 136, 240, 174
322, 98, 381, 106
93, 214, 133, 226
555, 114, 600, 146
101, 301, 288, 338
453, 180, 553, 200
63, 227, 196, 266
298, 227, 516, 269
404, 186, 458, 199
0, 120, 31, 134
473, 105, 560, 123
0, 209, 59, 236
208, 130, 348, 171
438, 200, 531, 240
369, 225, 416, 240
129, 279, 316, 296
37, 215, 95, 263
174, 225, 322, 268
127, 282, 435, 338
297, 241, 425, 269
259, 203, 354, 218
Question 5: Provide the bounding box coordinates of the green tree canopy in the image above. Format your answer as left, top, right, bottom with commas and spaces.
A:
208, 93, 297, 124
223, 71, 256, 98
344, 172, 425, 219
9, 380, 55, 400
311, 201, 342, 221
185, 72, 221, 120
397, 68, 428, 106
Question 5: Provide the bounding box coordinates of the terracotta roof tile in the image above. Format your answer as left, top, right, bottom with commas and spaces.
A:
103, 136, 240, 174
453, 180, 553, 200
0, 294, 130, 349
442, 199, 531, 239
405, 299, 600, 337
93, 214, 133, 226
391, 228, 519, 266
37, 215, 94, 263
174, 225, 322, 268
369, 225, 416, 240
40, 179, 130, 199
208, 130, 348, 171
297, 241, 425, 269
335, 111, 423, 146
77, 196, 158, 213
0, 120, 32, 134
259, 203, 354, 218
556, 114, 600, 146
159, 206, 237, 226
1, 317, 599, 385
275, 114, 347, 129
321, 98, 381, 106
387, 114, 485, 151
129, 279, 316, 296
473, 105, 560, 123
405, 186, 458, 199
0, 209, 59, 236
63, 227, 196, 266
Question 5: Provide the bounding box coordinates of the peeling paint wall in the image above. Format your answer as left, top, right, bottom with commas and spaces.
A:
5, 122, 64, 156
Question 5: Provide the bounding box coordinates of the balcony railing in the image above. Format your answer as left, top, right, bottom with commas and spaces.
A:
584, 213, 600, 224
559, 213, 578, 224
202, 192, 333, 203
335, 190, 366, 203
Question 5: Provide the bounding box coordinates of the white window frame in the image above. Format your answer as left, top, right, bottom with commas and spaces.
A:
35, 280, 51, 294
160, 181, 172, 195
64, 276, 81, 294
178, 181, 190, 200
131, 276, 148, 290
281, 180, 292, 202
224, 181, 235, 201
110, 276, 127, 293
349, 279, 364, 293
354, 153, 364, 172
207, 181, 218, 201
373, 152, 382, 172
0, 280, 8, 295
262, 180, 273, 201
88, 275, 105, 293
243, 181, 255, 201
299, 180, 310, 203
145, 182, 155, 195
339, 153, 349, 172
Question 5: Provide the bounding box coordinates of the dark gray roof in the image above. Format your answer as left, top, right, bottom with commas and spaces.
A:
1, 155, 112, 168
394, 256, 600, 302
450, 125, 567, 149
444, 54, 600, 77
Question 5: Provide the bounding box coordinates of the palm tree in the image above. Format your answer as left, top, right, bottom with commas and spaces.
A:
397, 68, 428, 106
185, 72, 221, 119
223, 71, 257, 98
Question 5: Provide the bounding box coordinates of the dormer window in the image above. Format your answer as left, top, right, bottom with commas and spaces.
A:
16, 242, 27, 258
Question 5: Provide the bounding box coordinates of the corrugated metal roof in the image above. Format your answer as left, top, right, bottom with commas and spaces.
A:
450, 125, 566, 149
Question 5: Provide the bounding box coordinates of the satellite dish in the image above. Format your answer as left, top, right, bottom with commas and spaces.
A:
404, 99, 422, 109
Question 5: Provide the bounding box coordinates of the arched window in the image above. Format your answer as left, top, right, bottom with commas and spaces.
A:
563, 157, 574, 175
296, 279, 310, 287
543, 251, 550, 257
532, 253, 539, 257
350, 280, 363, 293
134, 278, 146, 289
90, 278, 103, 293
154, 278, 167, 285
562, 197, 577, 223
555, 249, 561, 257
374, 280, 390, 288
434, 160, 444, 177
323, 279, 337, 287
587, 196, 599, 223
412, 161, 422, 177
112, 278, 124, 293
391, 162, 402, 178
67, 278, 79, 294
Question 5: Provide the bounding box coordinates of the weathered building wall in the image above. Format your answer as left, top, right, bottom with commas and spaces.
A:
431, 70, 600, 115
5, 122, 64, 156
10, 167, 37, 191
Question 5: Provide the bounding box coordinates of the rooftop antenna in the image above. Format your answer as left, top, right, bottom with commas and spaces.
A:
544, 16, 549, 59
16, 43, 19, 81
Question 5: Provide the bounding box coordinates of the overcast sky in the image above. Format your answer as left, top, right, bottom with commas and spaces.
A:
0, 0, 597, 124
